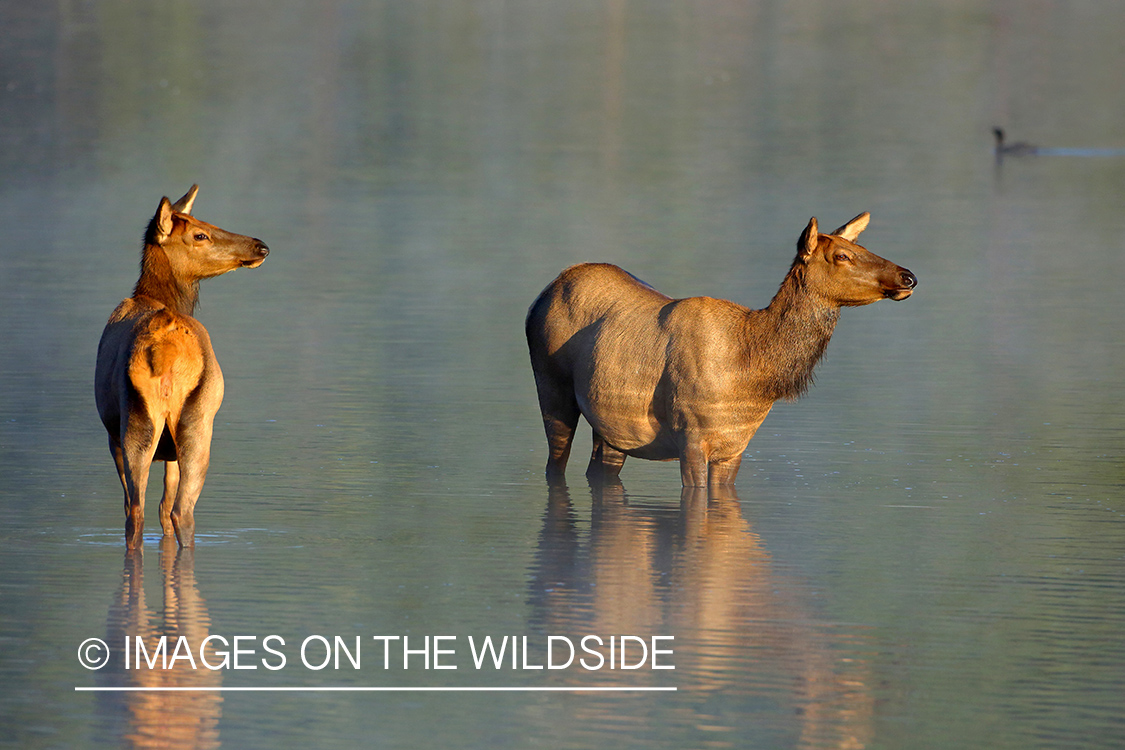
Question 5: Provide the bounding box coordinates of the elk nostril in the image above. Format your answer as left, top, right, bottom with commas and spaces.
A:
254, 239, 269, 256
900, 270, 917, 288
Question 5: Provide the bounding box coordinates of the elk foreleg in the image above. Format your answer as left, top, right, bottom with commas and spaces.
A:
159, 460, 179, 537
679, 442, 709, 488
707, 454, 743, 487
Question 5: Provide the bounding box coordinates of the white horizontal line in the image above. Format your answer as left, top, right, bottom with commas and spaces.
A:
76, 686, 676, 693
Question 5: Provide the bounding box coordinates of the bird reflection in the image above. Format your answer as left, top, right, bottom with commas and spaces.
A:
530, 479, 874, 748
99, 540, 222, 749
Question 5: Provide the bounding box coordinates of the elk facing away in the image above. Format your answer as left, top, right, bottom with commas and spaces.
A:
525, 213, 916, 488
95, 186, 269, 548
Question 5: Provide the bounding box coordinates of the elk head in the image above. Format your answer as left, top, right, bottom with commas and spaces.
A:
147, 185, 270, 281
796, 212, 916, 306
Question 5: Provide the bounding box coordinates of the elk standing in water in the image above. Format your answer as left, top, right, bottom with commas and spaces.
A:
95, 186, 269, 548
525, 213, 916, 488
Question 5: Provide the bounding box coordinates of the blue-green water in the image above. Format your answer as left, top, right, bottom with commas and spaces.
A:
2, 2, 1124, 748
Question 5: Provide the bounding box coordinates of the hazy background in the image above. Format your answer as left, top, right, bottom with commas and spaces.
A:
2, 2, 1124, 748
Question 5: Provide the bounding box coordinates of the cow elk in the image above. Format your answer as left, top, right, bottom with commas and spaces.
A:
525, 212, 916, 488
95, 186, 269, 548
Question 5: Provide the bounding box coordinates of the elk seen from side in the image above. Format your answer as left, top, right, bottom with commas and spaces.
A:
525, 212, 916, 488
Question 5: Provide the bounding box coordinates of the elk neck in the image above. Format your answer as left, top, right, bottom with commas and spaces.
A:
745, 262, 840, 401
132, 242, 200, 316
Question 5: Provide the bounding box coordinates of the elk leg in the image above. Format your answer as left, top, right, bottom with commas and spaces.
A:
587, 430, 627, 481
535, 381, 581, 481
109, 436, 128, 505
169, 423, 214, 548
109, 436, 145, 547
678, 443, 709, 488
159, 460, 179, 537
120, 415, 162, 549
707, 454, 743, 487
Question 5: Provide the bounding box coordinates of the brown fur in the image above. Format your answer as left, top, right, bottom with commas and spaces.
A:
95, 186, 269, 548
525, 213, 916, 488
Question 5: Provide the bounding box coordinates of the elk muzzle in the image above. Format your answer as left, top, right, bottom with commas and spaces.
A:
884, 267, 917, 301
241, 239, 270, 268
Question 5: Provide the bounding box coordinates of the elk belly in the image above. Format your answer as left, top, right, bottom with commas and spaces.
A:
579, 396, 682, 460
578, 328, 672, 451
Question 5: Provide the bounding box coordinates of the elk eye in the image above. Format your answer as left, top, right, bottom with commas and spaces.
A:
194, 233, 209, 242
834, 253, 850, 262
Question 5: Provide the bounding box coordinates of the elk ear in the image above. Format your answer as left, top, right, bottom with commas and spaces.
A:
170, 184, 199, 215
151, 197, 175, 244
798, 217, 819, 259
831, 212, 870, 242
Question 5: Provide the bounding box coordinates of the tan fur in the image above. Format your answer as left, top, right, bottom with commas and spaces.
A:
95, 186, 268, 548
131, 311, 205, 404
526, 213, 916, 488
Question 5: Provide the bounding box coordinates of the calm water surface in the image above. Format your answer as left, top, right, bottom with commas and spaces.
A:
2, 2, 1124, 748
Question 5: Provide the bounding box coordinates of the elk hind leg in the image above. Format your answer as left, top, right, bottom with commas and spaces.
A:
108, 435, 128, 506
587, 430, 627, 482
119, 415, 163, 549
533, 375, 580, 481
168, 420, 215, 548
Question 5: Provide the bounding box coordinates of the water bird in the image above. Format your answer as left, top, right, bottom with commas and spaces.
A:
993, 127, 1038, 157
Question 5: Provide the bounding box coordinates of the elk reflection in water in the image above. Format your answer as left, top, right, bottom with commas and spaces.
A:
530, 482, 874, 748
98, 541, 222, 749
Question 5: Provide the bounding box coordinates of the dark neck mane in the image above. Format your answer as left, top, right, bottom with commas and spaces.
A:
747, 260, 840, 401
133, 244, 199, 316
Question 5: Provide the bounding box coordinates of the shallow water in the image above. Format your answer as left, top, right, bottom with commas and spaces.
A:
3, 2, 1125, 748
